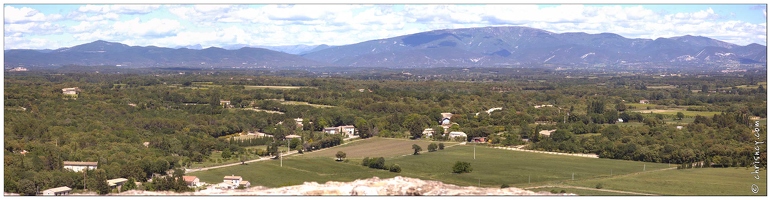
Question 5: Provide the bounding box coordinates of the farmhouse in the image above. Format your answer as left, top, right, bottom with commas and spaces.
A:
106, 178, 128, 191
639, 100, 649, 104
323, 127, 339, 134
471, 137, 487, 143
41, 186, 71, 196
63, 161, 98, 172
239, 181, 251, 188
340, 125, 356, 136
285, 134, 301, 139
448, 131, 467, 138
440, 113, 453, 125
183, 176, 200, 187
220, 175, 244, 189
539, 129, 556, 137
62, 87, 81, 95
422, 128, 435, 138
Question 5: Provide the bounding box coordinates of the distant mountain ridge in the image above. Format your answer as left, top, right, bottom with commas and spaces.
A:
4, 26, 766, 69
4, 40, 324, 68
301, 26, 766, 67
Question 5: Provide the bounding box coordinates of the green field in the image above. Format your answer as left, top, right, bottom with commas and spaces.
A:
298, 137, 457, 159
188, 138, 765, 195
190, 157, 398, 187
565, 167, 767, 196
280, 100, 334, 108
529, 187, 633, 196
629, 109, 722, 117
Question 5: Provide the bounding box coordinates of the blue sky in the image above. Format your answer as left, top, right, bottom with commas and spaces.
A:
3, 4, 767, 50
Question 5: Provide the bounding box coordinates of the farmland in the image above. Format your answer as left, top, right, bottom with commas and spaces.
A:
298, 137, 457, 158
190, 139, 765, 196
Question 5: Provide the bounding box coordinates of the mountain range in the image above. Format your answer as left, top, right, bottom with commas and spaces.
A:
4, 26, 766, 69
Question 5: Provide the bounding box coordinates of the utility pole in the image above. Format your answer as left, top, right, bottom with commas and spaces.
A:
473, 142, 476, 160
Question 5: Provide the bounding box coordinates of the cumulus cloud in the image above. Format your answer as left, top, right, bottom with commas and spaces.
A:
77, 5, 160, 14
4, 6, 62, 24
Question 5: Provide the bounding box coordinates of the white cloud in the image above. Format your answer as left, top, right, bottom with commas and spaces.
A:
112, 18, 183, 38
4, 22, 62, 34
77, 5, 160, 14
4, 6, 62, 24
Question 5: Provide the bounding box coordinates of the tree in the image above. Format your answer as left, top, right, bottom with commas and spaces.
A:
123, 178, 137, 192
412, 144, 422, 155
335, 151, 347, 161
452, 161, 473, 173
676, 112, 685, 120
427, 143, 438, 152
93, 169, 110, 195
438, 143, 445, 150
616, 102, 627, 111
361, 157, 370, 167
389, 164, 402, 173
18, 179, 36, 196
221, 148, 232, 160
240, 155, 248, 165
403, 114, 431, 139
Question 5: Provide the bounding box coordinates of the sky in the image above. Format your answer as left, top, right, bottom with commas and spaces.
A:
2, 3, 768, 50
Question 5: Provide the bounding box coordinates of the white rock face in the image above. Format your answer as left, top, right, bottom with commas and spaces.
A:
116, 176, 571, 196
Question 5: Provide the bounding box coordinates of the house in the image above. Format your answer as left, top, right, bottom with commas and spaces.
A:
183, 176, 200, 187
676, 126, 683, 130
440, 113, 453, 125
239, 181, 251, 188
63, 161, 98, 172
639, 100, 649, 104
422, 128, 435, 138
618, 118, 624, 123
42, 186, 71, 196
62, 87, 81, 95
285, 134, 301, 139
534, 104, 553, 108
340, 125, 356, 136
539, 129, 556, 137
323, 127, 339, 134
220, 100, 232, 108
106, 178, 128, 191
222, 175, 243, 189
448, 131, 467, 138
471, 137, 487, 143
294, 118, 304, 127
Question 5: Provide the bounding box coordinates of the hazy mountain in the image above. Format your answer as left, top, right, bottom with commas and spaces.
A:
302, 26, 767, 67
4, 40, 325, 68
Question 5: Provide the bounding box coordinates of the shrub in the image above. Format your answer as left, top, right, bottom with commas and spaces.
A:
500, 184, 510, 188
412, 144, 422, 155
560, 190, 566, 193
595, 183, 603, 189
389, 164, 402, 173
550, 189, 558, 193
428, 143, 438, 152
452, 161, 473, 173
362, 157, 370, 167
438, 143, 445, 150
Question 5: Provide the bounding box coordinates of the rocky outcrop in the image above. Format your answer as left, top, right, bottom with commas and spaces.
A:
116, 176, 571, 196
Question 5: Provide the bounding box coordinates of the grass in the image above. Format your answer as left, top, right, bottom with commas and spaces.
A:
529, 187, 633, 196
244, 85, 314, 90
646, 85, 677, 89
565, 167, 767, 196
629, 109, 722, 117
189, 157, 397, 188
189, 152, 260, 168
188, 139, 761, 195
298, 137, 456, 159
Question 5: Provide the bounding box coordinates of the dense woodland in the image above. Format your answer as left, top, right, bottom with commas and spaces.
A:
3, 68, 767, 194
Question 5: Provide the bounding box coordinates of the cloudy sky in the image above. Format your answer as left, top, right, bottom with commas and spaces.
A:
3, 3, 767, 50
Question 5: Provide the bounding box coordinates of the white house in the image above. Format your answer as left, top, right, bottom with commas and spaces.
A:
539, 129, 556, 137
448, 131, 467, 138
440, 113, 453, 125
62, 87, 80, 95
183, 176, 200, 187
221, 175, 243, 189
422, 128, 435, 138
63, 161, 98, 172
42, 186, 71, 196
323, 127, 339, 134
340, 125, 356, 136
294, 118, 304, 127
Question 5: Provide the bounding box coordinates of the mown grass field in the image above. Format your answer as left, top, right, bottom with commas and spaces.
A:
529, 187, 633, 196
297, 137, 456, 159
188, 138, 763, 195
565, 167, 767, 196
